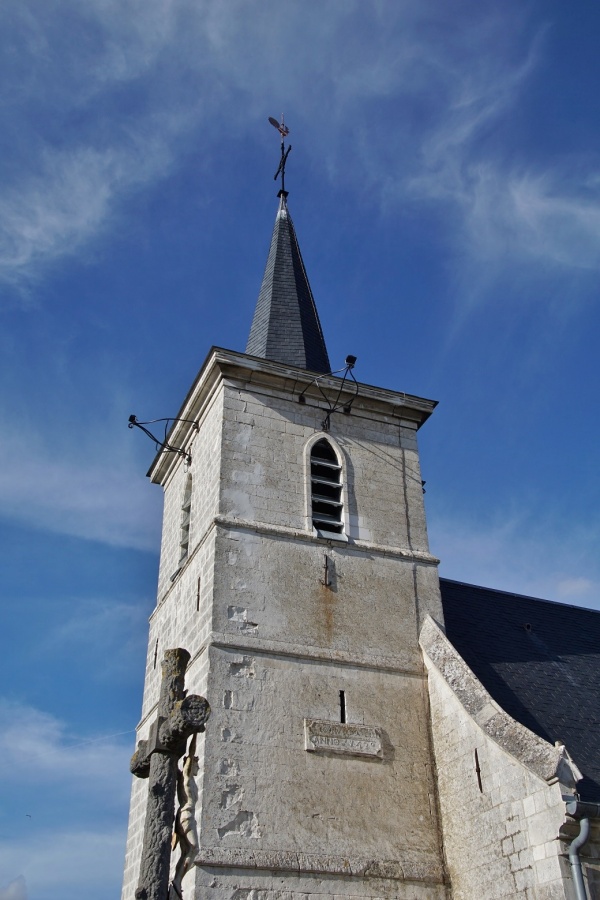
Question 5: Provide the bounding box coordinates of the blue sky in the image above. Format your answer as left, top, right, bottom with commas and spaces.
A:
1, 1, 599, 897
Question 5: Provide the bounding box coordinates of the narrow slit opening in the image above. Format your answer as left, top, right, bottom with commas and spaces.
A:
339, 690, 346, 724
474, 748, 483, 793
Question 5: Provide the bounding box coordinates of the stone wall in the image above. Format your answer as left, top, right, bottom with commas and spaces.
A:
421, 615, 584, 900
191, 645, 446, 899
122, 351, 446, 899
218, 379, 431, 553
122, 381, 224, 899
156, 383, 224, 600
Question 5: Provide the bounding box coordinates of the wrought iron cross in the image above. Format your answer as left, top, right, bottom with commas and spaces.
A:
269, 114, 292, 195
130, 648, 210, 900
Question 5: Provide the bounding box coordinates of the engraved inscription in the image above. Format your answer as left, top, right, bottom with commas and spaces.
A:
304, 718, 383, 758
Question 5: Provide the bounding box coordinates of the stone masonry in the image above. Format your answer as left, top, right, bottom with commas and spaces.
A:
420, 616, 591, 900
122, 348, 448, 900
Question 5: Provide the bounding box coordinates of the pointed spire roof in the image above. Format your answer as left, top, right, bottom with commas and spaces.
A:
246, 192, 331, 374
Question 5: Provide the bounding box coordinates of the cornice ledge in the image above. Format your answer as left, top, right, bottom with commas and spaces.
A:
208, 630, 421, 675
214, 515, 439, 565
195, 847, 445, 884
149, 346, 439, 482
419, 615, 582, 790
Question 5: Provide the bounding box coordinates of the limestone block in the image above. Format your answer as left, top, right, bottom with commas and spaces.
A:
196, 646, 443, 870
212, 527, 429, 662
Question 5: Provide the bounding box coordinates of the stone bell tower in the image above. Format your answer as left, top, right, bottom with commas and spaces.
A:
121, 159, 447, 898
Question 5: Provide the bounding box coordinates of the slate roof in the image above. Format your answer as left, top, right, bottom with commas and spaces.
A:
246, 193, 331, 373
440, 578, 600, 801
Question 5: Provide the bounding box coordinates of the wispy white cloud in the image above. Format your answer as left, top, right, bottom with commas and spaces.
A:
402, 25, 600, 279
40, 598, 149, 679
499, 170, 600, 270
417, 161, 600, 276
0, 699, 132, 897
0, 0, 538, 288
0, 422, 161, 550
0, 699, 132, 792
430, 508, 600, 610
0, 140, 173, 290
0, 878, 26, 900
0, 0, 211, 289
2, 0, 598, 300
0, 829, 125, 899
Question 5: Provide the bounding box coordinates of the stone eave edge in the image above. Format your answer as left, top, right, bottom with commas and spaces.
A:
237, 349, 438, 424
147, 345, 224, 483
419, 614, 582, 790
148, 347, 438, 484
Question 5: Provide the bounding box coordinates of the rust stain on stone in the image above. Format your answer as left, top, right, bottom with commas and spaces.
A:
318, 581, 337, 643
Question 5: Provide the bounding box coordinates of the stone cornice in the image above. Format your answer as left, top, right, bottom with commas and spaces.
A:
209, 629, 422, 676
419, 615, 582, 790
148, 347, 437, 484
213, 514, 440, 565
195, 846, 445, 884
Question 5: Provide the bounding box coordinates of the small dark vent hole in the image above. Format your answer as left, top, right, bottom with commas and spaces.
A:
524, 623, 532, 631
339, 690, 346, 724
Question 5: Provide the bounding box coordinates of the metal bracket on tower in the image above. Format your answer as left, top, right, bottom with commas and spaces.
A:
298, 356, 359, 432
128, 415, 199, 466
321, 554, 332, 588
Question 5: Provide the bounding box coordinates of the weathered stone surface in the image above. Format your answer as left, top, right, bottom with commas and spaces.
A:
122, 352, 445, 900
162, 695, 211, 750
193, 867, 448, 900
195, 847, 445, 884
130, 696, 210, 776
420, 614, 581, 899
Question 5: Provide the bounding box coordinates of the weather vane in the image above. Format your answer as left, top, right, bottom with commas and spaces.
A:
268, 114, 291, 196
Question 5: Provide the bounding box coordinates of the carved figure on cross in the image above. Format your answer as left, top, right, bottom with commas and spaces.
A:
169, 733, 201, 898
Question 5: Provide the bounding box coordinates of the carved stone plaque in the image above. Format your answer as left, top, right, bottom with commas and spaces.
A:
304, 719, 383, 758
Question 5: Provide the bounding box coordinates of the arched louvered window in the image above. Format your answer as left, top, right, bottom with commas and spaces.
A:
310, 439, 344, 538
179, 474, 192, 565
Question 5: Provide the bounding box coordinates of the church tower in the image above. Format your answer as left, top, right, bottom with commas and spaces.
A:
121, 140, 447, 899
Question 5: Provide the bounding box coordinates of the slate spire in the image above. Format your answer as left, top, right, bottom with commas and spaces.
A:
246, 192, 331, 373
247, 118, 330, 372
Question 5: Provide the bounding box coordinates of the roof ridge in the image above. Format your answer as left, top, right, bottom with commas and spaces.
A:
439, 577, 600, 615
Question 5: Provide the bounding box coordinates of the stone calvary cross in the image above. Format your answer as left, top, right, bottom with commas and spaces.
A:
130, 648, 210, 900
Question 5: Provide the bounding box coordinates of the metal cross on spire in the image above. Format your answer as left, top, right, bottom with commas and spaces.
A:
268, 114, 292, 196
